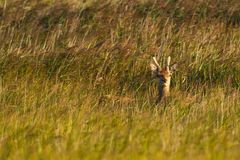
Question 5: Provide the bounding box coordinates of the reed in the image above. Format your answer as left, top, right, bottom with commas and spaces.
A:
0, 1, 239, 160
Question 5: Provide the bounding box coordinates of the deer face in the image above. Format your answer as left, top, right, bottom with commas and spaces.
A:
150, 56, 177, 103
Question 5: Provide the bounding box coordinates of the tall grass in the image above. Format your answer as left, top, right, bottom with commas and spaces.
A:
0, 0, 239, 159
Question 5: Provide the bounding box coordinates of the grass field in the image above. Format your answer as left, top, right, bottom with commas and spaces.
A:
0, 0, 240, 159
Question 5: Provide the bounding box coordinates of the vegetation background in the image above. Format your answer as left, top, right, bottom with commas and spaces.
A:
0, 0, 240, 159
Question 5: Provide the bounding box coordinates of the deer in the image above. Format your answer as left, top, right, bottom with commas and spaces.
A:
150, 56, 177, 104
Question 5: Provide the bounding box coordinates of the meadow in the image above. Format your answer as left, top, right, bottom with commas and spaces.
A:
0, 0, 240, 159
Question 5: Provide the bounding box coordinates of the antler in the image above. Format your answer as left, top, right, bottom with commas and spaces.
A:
150, 57, 161, 77
152, 57, 161, 69
167, 56, 171, 66
167, 56, 171, 72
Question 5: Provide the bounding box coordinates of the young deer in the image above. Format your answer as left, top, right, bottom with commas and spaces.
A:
150, 56, 177, 104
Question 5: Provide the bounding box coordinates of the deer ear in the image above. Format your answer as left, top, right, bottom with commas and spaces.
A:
150, 63, 157, 72
150, 63, 159, 77
150, 57, 161, 77
150, 57, 161, 71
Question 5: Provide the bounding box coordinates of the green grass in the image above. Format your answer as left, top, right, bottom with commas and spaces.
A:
0, 0, 240, 159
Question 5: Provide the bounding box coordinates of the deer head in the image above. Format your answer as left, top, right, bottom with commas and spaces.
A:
150, 56, 177, 103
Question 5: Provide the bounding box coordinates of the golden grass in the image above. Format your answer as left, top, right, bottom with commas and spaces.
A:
0, 0, 239, 159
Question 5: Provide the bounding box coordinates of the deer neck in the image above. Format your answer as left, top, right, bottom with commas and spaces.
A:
159, 75, 171, 97
163, 76, 171, 96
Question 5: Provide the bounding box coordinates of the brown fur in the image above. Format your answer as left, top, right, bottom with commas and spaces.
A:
150, 57, 176, 104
